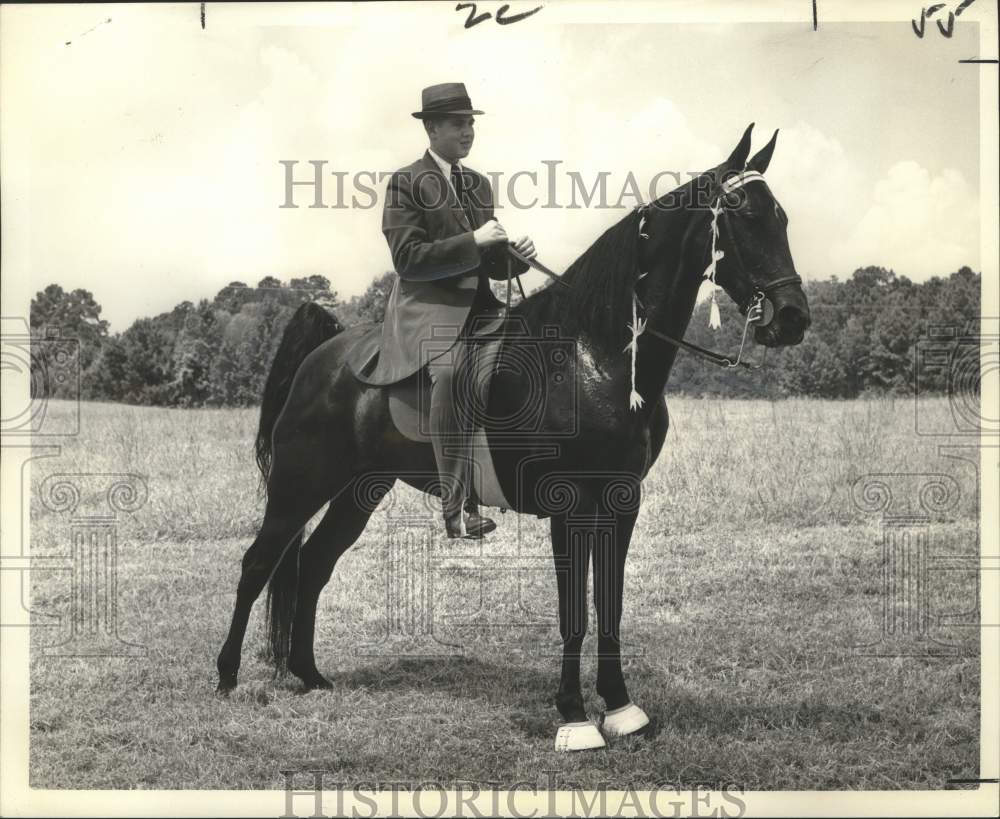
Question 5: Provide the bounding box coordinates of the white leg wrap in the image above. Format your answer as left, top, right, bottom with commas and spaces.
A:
554, 720, 606, 752
602, 703, 650, 737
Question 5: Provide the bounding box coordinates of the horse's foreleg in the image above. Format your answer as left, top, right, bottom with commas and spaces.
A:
593, 507, 650, 737
551, 513, 590, 721
287, 478, 392, 688
550, 512, 605, 751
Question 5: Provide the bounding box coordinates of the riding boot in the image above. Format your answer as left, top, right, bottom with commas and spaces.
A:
428, 352, 480, 539
463, 496, 497, 538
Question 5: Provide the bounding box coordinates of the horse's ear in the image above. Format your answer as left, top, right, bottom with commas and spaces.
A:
724, 123, 755, 171
747, 129, 779, 174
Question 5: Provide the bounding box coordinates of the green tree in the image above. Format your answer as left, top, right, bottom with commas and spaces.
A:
777, 336, 849, 397
256, 276, 284, 302
170, 301, 224, 406
30, 284, 110, 398
86, 317, 175, 404
335, 272, 393, 326
85, 336, 129, 402
213, 281, 256, 314
30, 284, 110, 368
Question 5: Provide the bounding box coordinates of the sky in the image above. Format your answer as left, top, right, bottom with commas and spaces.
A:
1, 2, 984, 330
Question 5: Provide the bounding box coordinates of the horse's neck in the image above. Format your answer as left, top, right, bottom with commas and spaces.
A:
633, 227, 705, 404
513, 203, 705, 414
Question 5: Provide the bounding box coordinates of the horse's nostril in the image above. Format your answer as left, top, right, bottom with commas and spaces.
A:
778, 305, 808, 335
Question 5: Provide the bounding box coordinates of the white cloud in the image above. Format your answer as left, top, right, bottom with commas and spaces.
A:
760, 124, 979, 282
479, 95, 727, 291
765, 121, 866, 280
832, 160, 979, 279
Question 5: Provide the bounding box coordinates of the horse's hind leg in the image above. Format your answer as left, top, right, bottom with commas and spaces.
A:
286, 477, 394, 688
216, 488, 327, 693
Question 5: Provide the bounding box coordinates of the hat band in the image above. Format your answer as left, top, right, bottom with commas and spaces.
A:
421, 95, 474, 113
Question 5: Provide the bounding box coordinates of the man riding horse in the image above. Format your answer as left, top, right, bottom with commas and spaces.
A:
219, 118, 812, 750
367, 82, 537, 539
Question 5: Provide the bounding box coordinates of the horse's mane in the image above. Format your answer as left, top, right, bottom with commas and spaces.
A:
519, 207, 646, 350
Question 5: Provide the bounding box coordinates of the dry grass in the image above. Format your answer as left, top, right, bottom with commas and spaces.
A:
27, 396, 980, 789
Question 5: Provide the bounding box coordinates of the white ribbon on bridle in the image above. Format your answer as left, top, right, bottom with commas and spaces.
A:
625, 170, 768, 412
624, 270, 648, 410
704, 201, 725, 330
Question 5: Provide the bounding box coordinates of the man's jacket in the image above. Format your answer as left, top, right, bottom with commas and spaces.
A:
354, 150, 528, 386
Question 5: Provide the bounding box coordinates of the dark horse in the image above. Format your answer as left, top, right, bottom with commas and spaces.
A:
216, 124, 811, 748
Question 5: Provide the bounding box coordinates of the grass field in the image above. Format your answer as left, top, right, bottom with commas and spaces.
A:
26, 396, 980, 790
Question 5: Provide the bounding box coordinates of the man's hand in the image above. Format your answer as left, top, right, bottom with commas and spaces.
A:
511, 235, 537, 260
473, 219, 508, 248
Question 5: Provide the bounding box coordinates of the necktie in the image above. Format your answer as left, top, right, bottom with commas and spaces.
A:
451, 163, 476, 228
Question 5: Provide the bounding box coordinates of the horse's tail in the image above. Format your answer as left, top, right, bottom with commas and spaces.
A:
257, 301, 342, 671
255, 301, 343, 485
265, 532, 301, 672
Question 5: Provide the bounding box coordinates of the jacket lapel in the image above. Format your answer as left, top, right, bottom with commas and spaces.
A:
421, 150, 473, 232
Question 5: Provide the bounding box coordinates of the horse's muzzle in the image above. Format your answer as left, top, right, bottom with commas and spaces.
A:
753, 283, 810, 347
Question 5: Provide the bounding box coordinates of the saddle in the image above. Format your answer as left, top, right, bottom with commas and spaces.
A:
346, 320, 515, 510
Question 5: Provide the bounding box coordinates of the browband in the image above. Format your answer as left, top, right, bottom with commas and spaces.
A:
719, 170, 767, 194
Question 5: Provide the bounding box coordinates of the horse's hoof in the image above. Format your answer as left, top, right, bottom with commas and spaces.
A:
291, 664, 333, 690
554, 721, 606, 752
302, 674, 333, 691
602, 703, 650, 737
216, 678, 237, 697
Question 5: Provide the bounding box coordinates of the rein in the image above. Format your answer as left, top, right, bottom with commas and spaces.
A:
505, 169, 799, 377
643, 293, 767, 369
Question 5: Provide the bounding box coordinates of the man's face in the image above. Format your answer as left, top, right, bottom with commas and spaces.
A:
426, 115, 475, 162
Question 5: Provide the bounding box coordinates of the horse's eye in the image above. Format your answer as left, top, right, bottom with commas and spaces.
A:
720, 190, 741, 210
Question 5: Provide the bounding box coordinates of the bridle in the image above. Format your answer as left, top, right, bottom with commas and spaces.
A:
635, 169, 801, 370
506, 169, 801, 371
712, 170, 803, 315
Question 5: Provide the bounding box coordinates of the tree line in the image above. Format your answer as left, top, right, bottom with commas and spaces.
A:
29, 265, 979, 406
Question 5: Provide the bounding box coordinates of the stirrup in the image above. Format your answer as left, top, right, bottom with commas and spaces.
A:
444, 511, 467, 539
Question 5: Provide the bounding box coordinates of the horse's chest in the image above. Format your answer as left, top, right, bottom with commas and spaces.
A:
570, 346, 652, 469
576, 346, 629, 422
577, 345, 613, 390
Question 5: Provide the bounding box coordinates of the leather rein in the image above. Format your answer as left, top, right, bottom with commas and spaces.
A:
503, 170, 801, 371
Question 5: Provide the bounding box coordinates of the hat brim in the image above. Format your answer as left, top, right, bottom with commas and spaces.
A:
412, 109, 485, 119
